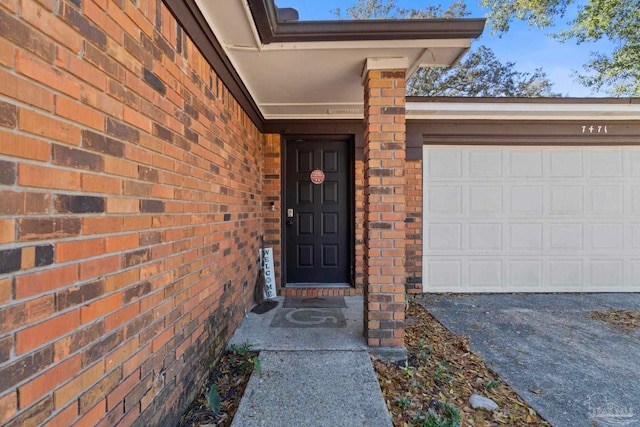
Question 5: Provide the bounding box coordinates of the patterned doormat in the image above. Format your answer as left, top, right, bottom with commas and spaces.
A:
282, 296, 347, 309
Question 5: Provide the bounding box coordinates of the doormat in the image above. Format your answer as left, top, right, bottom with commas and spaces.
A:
270, 308, 346, 328
250, 300, 279, 314
283, 296, 346, 309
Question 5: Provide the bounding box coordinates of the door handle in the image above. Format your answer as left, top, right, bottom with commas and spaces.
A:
286, 208, 294, 226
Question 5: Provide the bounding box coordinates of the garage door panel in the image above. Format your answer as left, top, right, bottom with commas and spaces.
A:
631, 151, 640, 176
468, 260, 502, 288
590, 223, 623, 250
549, 150, 583, 177
426, 186, 462, 215
590, 186, 623, 214
631, 187, 640, 212
508, 260, 543, 288
510, 186, 543, 215
427, 149, 461, 178
508, 150, 543, 177
426, 260, 461, 290
549, 186, 583, 215
590, 260, 624, 287
550, 223, 583, 251
509, 223, 543, 251
632, 260, 640, 284
469, 186, 502, 215
549, 260, 583, 288
423, 145, 640, 292
469, 150, 503, 177
427, 224, 462, 251
633, 225, 640, 249
468, 223, 502, 250
589, 150, 624, 177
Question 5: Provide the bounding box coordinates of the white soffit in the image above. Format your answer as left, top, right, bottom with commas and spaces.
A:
195, 0, 474, 120
407, 101, 640, 120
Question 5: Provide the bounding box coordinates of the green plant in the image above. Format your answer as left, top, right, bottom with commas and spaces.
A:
206, 383, 221, 414
230, 342, 252, 356
230, 342, 261, 374
484, 379, 501, 390
441, 402, 461, 424
397, 396, 411, 409
252, 356, 261, 373
414, 402, 461, 427
436, 358, 452, 370
400, 361, 414, 379
434, 359, 453, 383
434, 367, 451, 383
417, 339, 434, 363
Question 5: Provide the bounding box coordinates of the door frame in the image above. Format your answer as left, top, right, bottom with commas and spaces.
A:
281, 135, 355, 288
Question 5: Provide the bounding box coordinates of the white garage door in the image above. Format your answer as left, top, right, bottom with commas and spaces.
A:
423, 146, 640, 292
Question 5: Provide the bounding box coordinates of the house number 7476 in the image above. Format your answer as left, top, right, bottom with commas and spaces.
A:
581, 125, 608, 134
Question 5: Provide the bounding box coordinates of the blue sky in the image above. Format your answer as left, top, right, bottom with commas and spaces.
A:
281, 0, 614, 97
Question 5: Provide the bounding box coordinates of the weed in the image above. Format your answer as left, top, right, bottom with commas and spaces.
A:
397, 396, 411, 409
400, 361, 414, 379
433, 359, 453, 383
230, 342, 252, 356
484, 379, 500, 390
252, 356, 261, 373
434, 367, 451, 383
441, 402, 461, 423
436, 358, 452, 370
414, 402, 461, 427
205, 383, 221, 414
417, 339, 434, 363
230, 342, 261, 374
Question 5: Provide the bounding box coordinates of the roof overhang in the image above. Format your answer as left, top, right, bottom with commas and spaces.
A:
407, 97, 640, 121
163, 0, 485, 125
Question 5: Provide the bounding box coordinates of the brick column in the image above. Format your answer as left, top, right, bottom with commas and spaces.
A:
362, 58, 407, 354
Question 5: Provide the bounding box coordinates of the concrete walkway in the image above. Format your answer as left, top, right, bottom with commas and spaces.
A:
228, 296, 393, 427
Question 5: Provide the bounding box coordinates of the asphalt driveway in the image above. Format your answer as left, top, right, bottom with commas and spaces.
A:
420, 293, 640, 427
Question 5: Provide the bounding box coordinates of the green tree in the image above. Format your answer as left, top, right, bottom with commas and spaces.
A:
334, 0, 559, 97
409, 46, 557, 96
481, 0, 640, 95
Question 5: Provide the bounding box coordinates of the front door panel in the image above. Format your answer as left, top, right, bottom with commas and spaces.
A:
285, 139, 351, 285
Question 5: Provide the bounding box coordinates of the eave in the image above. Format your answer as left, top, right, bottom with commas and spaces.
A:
163, 0, 486, 128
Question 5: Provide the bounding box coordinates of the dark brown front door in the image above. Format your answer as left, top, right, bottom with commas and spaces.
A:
285, 138, 351, 285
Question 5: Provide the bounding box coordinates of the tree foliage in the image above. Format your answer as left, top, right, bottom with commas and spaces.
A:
334, 0, 559, 97
409, 46, 557, 96
481, 0, 640, 95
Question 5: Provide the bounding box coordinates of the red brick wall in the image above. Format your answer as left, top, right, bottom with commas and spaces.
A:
355, 158, 365, 290
0, 1, 263, 425
405, 159, 422, 293
362, 67, 406, 348
262, 134, 282, 289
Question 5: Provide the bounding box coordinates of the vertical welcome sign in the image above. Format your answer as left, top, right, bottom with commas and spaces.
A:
262, 248, 276, 299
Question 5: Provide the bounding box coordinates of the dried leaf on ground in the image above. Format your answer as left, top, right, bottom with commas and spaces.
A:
178, 348, 257, 427
589, 309, 640, 333
373, 300, 552, 427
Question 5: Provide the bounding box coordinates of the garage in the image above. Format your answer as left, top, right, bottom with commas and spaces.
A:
412, 100, 640, 293
422, 144, 640, 292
